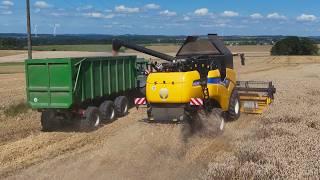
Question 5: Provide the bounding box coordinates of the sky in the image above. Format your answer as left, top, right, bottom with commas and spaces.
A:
0, 0, 319, 36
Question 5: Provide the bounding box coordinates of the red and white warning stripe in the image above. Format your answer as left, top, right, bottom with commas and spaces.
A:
190, 98, 203, 106
134, 98, 147, 105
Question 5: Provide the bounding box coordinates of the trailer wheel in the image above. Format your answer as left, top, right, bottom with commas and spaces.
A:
79, 107, 101, 131
99, 101, 115, 122
41, 110, 61, 132
114, 96, 129, 117
227, 90, 240, 121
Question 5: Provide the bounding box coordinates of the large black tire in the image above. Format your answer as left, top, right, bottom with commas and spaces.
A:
79, 107, 101, 132
184, 109, 225, 138
41, 110, 61, 132
99, 101, 115, 122
227, 90, 241, 121
198, 109, 225, 136
114, 96, 129, 117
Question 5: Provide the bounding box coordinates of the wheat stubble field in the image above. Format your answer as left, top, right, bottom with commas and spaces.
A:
0, 46, 319, 179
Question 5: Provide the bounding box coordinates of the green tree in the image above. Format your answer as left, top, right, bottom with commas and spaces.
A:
0, 38, 25, 50
271, 36, 319, 55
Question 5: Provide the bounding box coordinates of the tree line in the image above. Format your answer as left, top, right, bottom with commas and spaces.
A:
271, 36, 319, 55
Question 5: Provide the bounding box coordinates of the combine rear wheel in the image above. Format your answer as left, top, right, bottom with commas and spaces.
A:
198, 109, 225, 136
185, 109, 225, 137
227, 90, 240, 121
114, 96, 129, 117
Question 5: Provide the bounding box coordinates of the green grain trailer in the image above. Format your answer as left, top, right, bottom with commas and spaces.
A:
25, 56, 143, 131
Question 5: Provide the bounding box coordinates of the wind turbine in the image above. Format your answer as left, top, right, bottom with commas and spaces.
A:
52, 24, 60, 37
33, 24, 38, 37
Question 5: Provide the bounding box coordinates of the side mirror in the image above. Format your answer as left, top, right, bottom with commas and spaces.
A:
240, 53, 245, 66
232, 53, 246, 66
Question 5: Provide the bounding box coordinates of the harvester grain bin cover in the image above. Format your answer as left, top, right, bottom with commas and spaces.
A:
176, 34, 233, 69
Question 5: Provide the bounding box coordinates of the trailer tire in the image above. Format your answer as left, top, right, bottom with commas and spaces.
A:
79, 107, 101, 131
114, 96, 129, 117
99, 101, 115, 122
227, 90, 240, 121
41, 110, 61, 132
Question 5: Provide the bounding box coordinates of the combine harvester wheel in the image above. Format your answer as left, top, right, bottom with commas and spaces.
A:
227, 90, 241, 121
187, 109, 225, 137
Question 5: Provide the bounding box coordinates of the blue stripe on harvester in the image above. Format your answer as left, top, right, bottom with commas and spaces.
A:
207, 78, 221, 84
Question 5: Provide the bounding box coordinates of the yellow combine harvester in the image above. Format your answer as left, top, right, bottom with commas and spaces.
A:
113, 34, 276, 132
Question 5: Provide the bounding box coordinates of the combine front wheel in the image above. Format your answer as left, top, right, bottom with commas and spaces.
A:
227, 90, 240, 121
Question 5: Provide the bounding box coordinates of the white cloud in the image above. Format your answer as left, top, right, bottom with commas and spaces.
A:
76, 5, 93, 11
104, 14, 115, 19
166, 23, 185, 26
159, 10, 176, 16
51, 12, 68, 17
2, 1, 13, 6
194, 8, 208, 16
297, 14, 317, 22
0, 10, 12, 15
83, 12, 103, 18
200, 23, 227, 28
83, 12, 114, 19
144, 3, 160, 10
119, 24, 132, 28
0, 5, 9, 9
200, 24, 214, 28
184, 16, 190, 21
34, 1, 51, 9
221, 11, 239, 17
104, 25, 113, 28
250, 13, 263, 19
267, 13, 286, 20
115, 5, 139, 13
